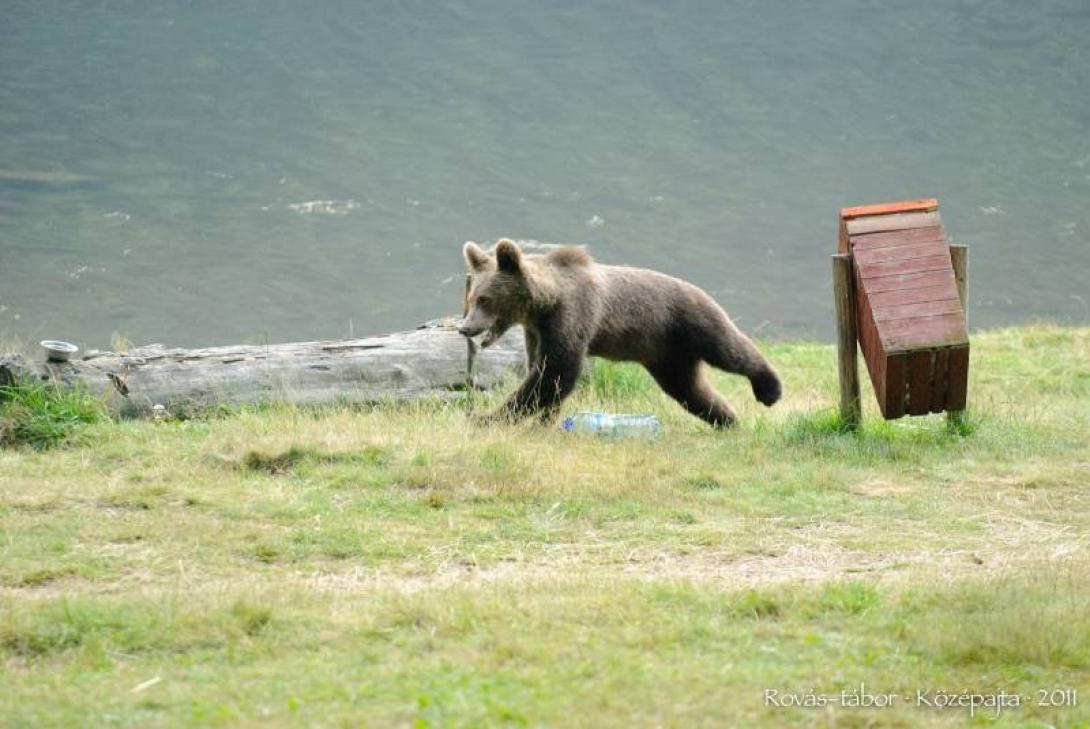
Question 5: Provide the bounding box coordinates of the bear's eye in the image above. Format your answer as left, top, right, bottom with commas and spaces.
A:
476, 295, 492, 308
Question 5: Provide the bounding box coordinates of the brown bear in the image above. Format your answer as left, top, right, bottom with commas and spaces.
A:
459, 239, 781, 427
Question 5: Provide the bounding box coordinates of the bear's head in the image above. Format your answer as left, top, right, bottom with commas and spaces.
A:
459, 238, 532, 348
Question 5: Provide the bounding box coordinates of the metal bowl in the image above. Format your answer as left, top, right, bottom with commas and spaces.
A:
40, 340, 79, 362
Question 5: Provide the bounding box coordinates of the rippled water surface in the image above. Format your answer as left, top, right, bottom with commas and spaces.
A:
2, 1, 1088, 347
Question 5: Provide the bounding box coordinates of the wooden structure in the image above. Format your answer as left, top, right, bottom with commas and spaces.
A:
833, 198, 969, 425
0, 320, 525, 419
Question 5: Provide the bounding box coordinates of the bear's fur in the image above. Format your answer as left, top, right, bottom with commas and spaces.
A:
459, 239, 781, 427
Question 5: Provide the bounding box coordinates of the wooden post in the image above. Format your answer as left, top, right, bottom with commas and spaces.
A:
832, 253, 861, 429
949, 244, 968, 326
947, 244, 968, 426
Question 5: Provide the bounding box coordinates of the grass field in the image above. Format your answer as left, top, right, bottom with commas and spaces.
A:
2, 325, 1089, 727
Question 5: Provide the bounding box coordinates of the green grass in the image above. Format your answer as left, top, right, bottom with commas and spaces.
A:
0, 380, 107, 449
1, 325, 1089, 726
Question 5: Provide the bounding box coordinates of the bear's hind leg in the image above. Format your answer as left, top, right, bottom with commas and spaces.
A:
647, 359, 737, 428
699, 322, 782, 407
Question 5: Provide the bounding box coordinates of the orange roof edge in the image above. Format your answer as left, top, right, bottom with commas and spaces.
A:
840, 198, 939, 220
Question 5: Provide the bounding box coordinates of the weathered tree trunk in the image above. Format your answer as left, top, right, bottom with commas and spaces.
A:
0, 320, 525, 418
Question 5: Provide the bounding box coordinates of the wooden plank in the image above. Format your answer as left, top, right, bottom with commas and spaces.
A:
906, 349, 934, 416
881, 314, 968, 352
832, 254, 861, 429
849, 225, 947, 250
859, 322, 884, 393
853, 240, 949, 265
854, 268, 888, 413
946, 247, 970, 421
872, 297, 964, 323
883, 353, 907, 418
950, 244, 968, 329
929, 348, 949, 413
840, 198, 939, 220
880, 312, 967, 342
946, 245, 970, 418
863, 269, 956, 294
945, 344, 970, 410
857, 254, 954, 280
867, 282, 960, 309
845, 211, 941, 237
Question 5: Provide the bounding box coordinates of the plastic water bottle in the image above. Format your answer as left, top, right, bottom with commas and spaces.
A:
561, 412, 661, 439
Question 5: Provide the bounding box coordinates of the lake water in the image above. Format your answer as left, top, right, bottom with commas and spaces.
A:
2, 1, 1088, 349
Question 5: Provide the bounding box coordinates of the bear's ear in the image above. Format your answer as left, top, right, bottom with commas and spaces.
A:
495, 238, 522, 274
463, 241, 489, 272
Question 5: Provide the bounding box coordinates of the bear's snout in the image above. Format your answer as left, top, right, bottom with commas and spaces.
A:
458, 321, 483, 338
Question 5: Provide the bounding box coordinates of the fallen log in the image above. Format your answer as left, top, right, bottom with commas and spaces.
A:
0, 319, 525, 418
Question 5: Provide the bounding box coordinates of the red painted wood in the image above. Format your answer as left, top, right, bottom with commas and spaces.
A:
883, 353, 907, 418
849, 225, 947, 250
853, 240, 949, 265
945, 345, 970, 409
867, 282, 960, 309
840, 198, 939, 219
845, 211, 941, 237
854, 267, 887, 410
882, 313, 968, 352
907, 350, 934, 416
863, 269, 956, 294
839, 200, 969, 419
929, 348, 950, 412
872, 297, 964, 323
857, 254, 955, 280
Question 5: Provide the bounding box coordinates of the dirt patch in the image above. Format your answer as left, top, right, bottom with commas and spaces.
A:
5, 517, 1083, 601
304, 538, 1079, 596
849, 479, 913, 499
